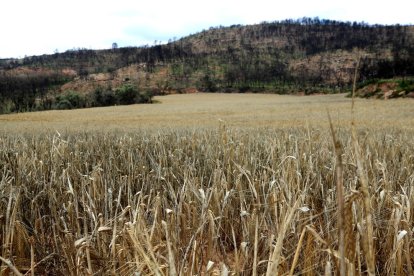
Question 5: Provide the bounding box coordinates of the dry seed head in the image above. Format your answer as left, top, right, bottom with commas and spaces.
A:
344, 191, 360, 269
206, 261, 215, 272
396, 230, 407, 243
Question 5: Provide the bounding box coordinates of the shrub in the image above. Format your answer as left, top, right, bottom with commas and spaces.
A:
397, 79, 414, 92
115, 84, 154, 105
115, 84, 139, 105
198, 73, 218, 92
136, 90, 154, 103
55, 91, 85, 109
56, 99, 73, 110
238, 84, 250, 93
93, 87, 117, 107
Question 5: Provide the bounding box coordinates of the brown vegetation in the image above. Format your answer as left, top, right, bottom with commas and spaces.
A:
0, 94, 413, 275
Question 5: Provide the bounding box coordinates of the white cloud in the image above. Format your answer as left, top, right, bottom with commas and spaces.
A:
0, 0, 413, 58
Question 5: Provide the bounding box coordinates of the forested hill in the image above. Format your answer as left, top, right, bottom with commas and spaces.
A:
1, 18, 414, 112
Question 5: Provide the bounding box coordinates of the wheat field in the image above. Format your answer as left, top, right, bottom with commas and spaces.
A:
1, 93, 413, 132
0, 93, 413, 275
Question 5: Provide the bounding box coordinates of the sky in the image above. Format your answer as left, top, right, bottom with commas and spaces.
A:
1, 0, 413, 58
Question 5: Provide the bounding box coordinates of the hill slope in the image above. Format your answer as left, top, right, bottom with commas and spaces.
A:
1, 18, 413, 112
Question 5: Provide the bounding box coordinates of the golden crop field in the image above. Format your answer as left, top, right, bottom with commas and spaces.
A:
1, 93, 413, 132
0, 93, 413, 275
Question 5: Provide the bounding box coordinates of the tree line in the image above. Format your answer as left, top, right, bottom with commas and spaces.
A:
0, 70, 152, 113
0, 70, 69, 113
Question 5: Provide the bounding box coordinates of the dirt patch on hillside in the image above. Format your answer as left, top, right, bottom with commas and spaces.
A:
356, 80, 414, 99
59, 64, 196, 96
3, 66, 77, 78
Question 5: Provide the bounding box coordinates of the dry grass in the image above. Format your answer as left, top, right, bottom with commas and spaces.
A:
0, 93, 413, 275
0, 93, 413, 132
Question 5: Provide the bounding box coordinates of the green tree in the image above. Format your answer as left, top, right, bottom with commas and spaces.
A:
115, 84, 138, 105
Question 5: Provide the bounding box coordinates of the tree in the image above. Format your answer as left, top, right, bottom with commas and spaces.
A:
112, 42, 118, 50
115, 84, 139, 105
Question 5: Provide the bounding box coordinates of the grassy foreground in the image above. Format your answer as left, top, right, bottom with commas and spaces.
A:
0, 94, 413, 275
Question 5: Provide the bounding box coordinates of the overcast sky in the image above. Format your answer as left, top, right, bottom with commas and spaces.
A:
1, 0, 413, 58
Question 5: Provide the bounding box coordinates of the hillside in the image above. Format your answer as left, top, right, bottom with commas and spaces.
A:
355, 78, 414, 99
1, 18, 414, 113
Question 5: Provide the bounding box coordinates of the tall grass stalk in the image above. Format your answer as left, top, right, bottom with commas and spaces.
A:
0, 123, 413, 274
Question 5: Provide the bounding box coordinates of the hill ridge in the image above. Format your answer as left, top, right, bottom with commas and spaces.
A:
1, 18, 413, 113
